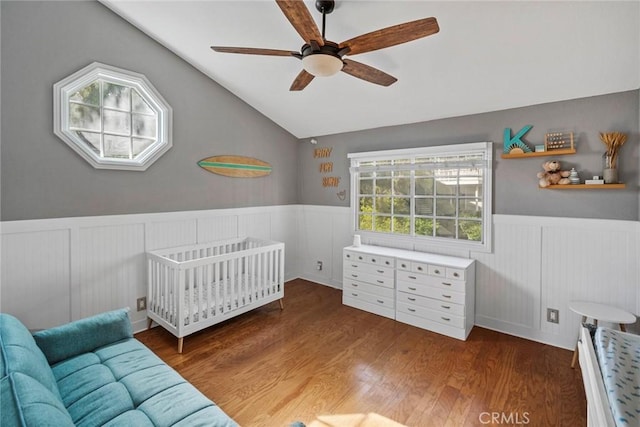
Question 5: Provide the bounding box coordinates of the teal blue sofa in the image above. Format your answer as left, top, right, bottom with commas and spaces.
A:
0, 309, 237, 427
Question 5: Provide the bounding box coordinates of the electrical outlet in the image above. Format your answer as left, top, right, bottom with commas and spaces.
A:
316, 261, 323, 271
137, 297, 147, 312
547, 308, 559, 324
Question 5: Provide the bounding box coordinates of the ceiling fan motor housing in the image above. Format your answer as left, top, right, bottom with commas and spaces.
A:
301, 42, 344, 77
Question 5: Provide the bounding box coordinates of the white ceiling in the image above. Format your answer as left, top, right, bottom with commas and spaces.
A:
101, 1, 639, 139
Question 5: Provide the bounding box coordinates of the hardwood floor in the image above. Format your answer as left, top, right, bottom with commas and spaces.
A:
136, 279, 587, 427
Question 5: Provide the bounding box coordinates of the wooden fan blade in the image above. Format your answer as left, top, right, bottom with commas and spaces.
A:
341, 59, 397, 87
211, 46, 298, 57
290, 69, 315, 91
339, 17, 439, 56
276, 0, 323, 46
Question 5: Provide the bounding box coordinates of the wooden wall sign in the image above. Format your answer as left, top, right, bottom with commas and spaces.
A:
198, 155, 272, 178
314, 146, 341, 187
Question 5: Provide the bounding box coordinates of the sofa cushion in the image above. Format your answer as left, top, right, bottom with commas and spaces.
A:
119, 364, 187, 406
33, 308, 132, 365
0, 313, 61, 400
66, 381, 134, 427
1, 372, 74, 427
97, 340, 165, 380
56, 363, 117, 407
138, 382, 218, 426
101, 410, 155, 427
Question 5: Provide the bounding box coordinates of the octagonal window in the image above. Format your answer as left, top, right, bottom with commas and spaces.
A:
54, 62, 172, 171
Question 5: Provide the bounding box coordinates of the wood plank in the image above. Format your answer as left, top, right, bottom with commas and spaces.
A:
135, 279, 587, 426
539, 183, 625, 189
501, 148, 576, 159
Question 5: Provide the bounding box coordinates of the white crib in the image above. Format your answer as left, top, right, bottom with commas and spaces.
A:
147, 237, 284, 353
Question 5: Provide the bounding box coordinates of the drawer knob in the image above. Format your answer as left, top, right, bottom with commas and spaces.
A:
377, 280, 384, 284
401, 263, 407, 268
358, 256, 363, 260
408, 308, 416, 313
408, 275, 417, 280
351, 264, 358, 268
441, 317, 451, 322
442, 294, 452, 299
351, 274, 358, 278
441, 305, 451, 309
408, 297, 416, 302
346, 254, 351, 258
372, 258, 376, 263
442, 282, 452, 287
417, 266, 423, 271
408, 287, 417, 291
352, 293, 358, 297
377, 269, 384, 273
434, 269, 440, 274
352, 283, 358, 287
453, 272, 459, 277
385, 261, 390, 265
377, 299, 384, 304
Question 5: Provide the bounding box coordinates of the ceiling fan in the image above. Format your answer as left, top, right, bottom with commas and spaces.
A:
211, 0, 439, 91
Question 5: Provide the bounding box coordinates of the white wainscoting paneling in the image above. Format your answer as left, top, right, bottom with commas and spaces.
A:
77, 223, 146, 325
145, 219, 197, 251
540, 221, 638, 341
296, 209, 639, 350
2, 206, 638, 349
1, 206, 299, 332
1, 229, 71, 329
197, 215, 239, 242
473, 221, 542, 332
296, 205, 352, 288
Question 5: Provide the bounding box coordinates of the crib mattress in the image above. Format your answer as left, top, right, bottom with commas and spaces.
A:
594, 327, 640, 426
151, 276, 280, 326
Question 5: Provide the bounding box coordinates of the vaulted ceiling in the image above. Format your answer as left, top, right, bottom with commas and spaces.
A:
101, 1, 639, 139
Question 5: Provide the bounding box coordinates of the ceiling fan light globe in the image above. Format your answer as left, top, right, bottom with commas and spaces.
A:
302, 54, 343, 77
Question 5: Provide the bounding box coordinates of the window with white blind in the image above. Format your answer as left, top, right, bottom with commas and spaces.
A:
349, 142, 493, 251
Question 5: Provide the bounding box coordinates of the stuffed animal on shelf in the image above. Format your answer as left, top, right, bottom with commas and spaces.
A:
537, 160, 571, 187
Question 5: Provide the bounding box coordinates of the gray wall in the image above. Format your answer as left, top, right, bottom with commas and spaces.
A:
2, 1, 638, 222
298, 91, 640, 221
1, 1, 299, 221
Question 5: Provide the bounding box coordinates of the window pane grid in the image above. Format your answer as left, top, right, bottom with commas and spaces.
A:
66, 78, 162, 161
353, 149, 487, 243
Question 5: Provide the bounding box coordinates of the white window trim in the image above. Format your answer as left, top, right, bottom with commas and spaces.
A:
53, 62, 172, 171
348, 142, 493, 253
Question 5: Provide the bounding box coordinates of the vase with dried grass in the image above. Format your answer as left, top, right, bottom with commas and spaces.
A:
599, 132, 627, 184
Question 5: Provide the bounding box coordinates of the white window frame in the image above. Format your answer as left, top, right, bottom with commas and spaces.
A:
53, 62, 172, 171
349, 142, 493, 252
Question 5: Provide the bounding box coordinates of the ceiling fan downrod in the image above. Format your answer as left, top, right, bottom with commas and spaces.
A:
315, 0, 335, 41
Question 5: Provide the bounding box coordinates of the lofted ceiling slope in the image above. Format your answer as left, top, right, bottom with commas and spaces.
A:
100, 1, 640, 139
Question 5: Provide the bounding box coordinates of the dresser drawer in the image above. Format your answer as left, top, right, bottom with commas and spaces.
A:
397, 259, 411, 271
343, 278, 394, 299
396, 291, 465, 316
396, 258, 467, 281
345, 262, 394, 279
343, 270, 394, 289
344, 288, 394, 310
344, 250, 394, 268
446, 267, 465, 280
397, 280, 465, 305
396, 270, 466, 293
397, 302, 465, 329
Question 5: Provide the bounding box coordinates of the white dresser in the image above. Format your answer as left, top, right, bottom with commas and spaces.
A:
342, 248, 396, 319
343, 245, 476, 340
